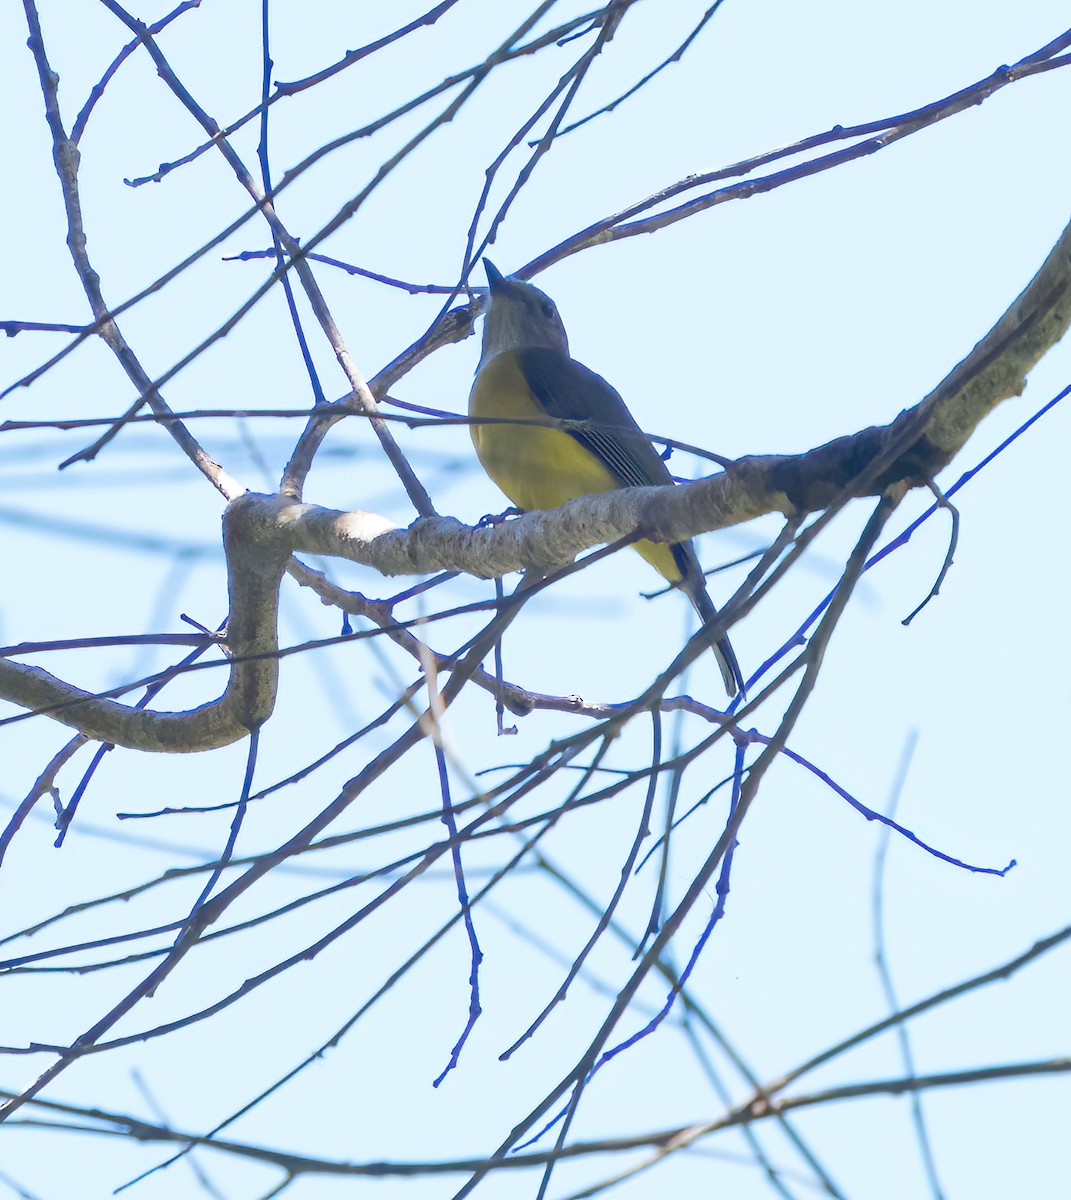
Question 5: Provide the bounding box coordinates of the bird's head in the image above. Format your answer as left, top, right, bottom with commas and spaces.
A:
479, 259, 570, 363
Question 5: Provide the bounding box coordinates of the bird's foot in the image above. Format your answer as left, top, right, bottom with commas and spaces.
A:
476, 507, 524, 528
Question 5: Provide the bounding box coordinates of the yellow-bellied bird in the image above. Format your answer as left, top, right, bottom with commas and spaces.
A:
468, 260, 743, 697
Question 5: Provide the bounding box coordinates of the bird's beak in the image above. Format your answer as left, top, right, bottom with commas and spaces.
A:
483, 258, 506, 293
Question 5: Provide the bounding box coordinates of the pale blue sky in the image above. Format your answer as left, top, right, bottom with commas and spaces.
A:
1, 3, 1069, 1197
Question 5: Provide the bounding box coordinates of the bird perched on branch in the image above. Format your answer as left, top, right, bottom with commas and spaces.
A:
468, 259, 743, 697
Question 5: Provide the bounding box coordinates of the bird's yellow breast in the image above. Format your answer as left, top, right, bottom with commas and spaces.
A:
468, 351, 681, 582
469, 352, 622, 511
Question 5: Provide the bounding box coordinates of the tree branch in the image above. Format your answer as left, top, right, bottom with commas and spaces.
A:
0, 496, 288, 751
2, 209, 1067, 750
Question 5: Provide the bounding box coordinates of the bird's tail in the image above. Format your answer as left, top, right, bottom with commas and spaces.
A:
673, 545, 745, 699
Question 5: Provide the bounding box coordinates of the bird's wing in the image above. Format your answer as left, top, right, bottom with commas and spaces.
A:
516, 347, 674, 490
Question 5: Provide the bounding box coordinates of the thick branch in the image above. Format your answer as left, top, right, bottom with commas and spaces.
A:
249, 182, 1071, 569
0, 498, 288, 752
2, 211, 1067, 751
767, 209, 1071, 511
292, 207, 1071, 570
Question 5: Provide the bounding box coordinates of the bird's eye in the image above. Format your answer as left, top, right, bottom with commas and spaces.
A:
540, 300, 555, 320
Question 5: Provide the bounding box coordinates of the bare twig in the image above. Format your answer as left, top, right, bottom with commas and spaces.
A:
21, 0, 242, 497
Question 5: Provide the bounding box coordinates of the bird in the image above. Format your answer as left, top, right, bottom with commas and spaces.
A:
468, 259, 743, 697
